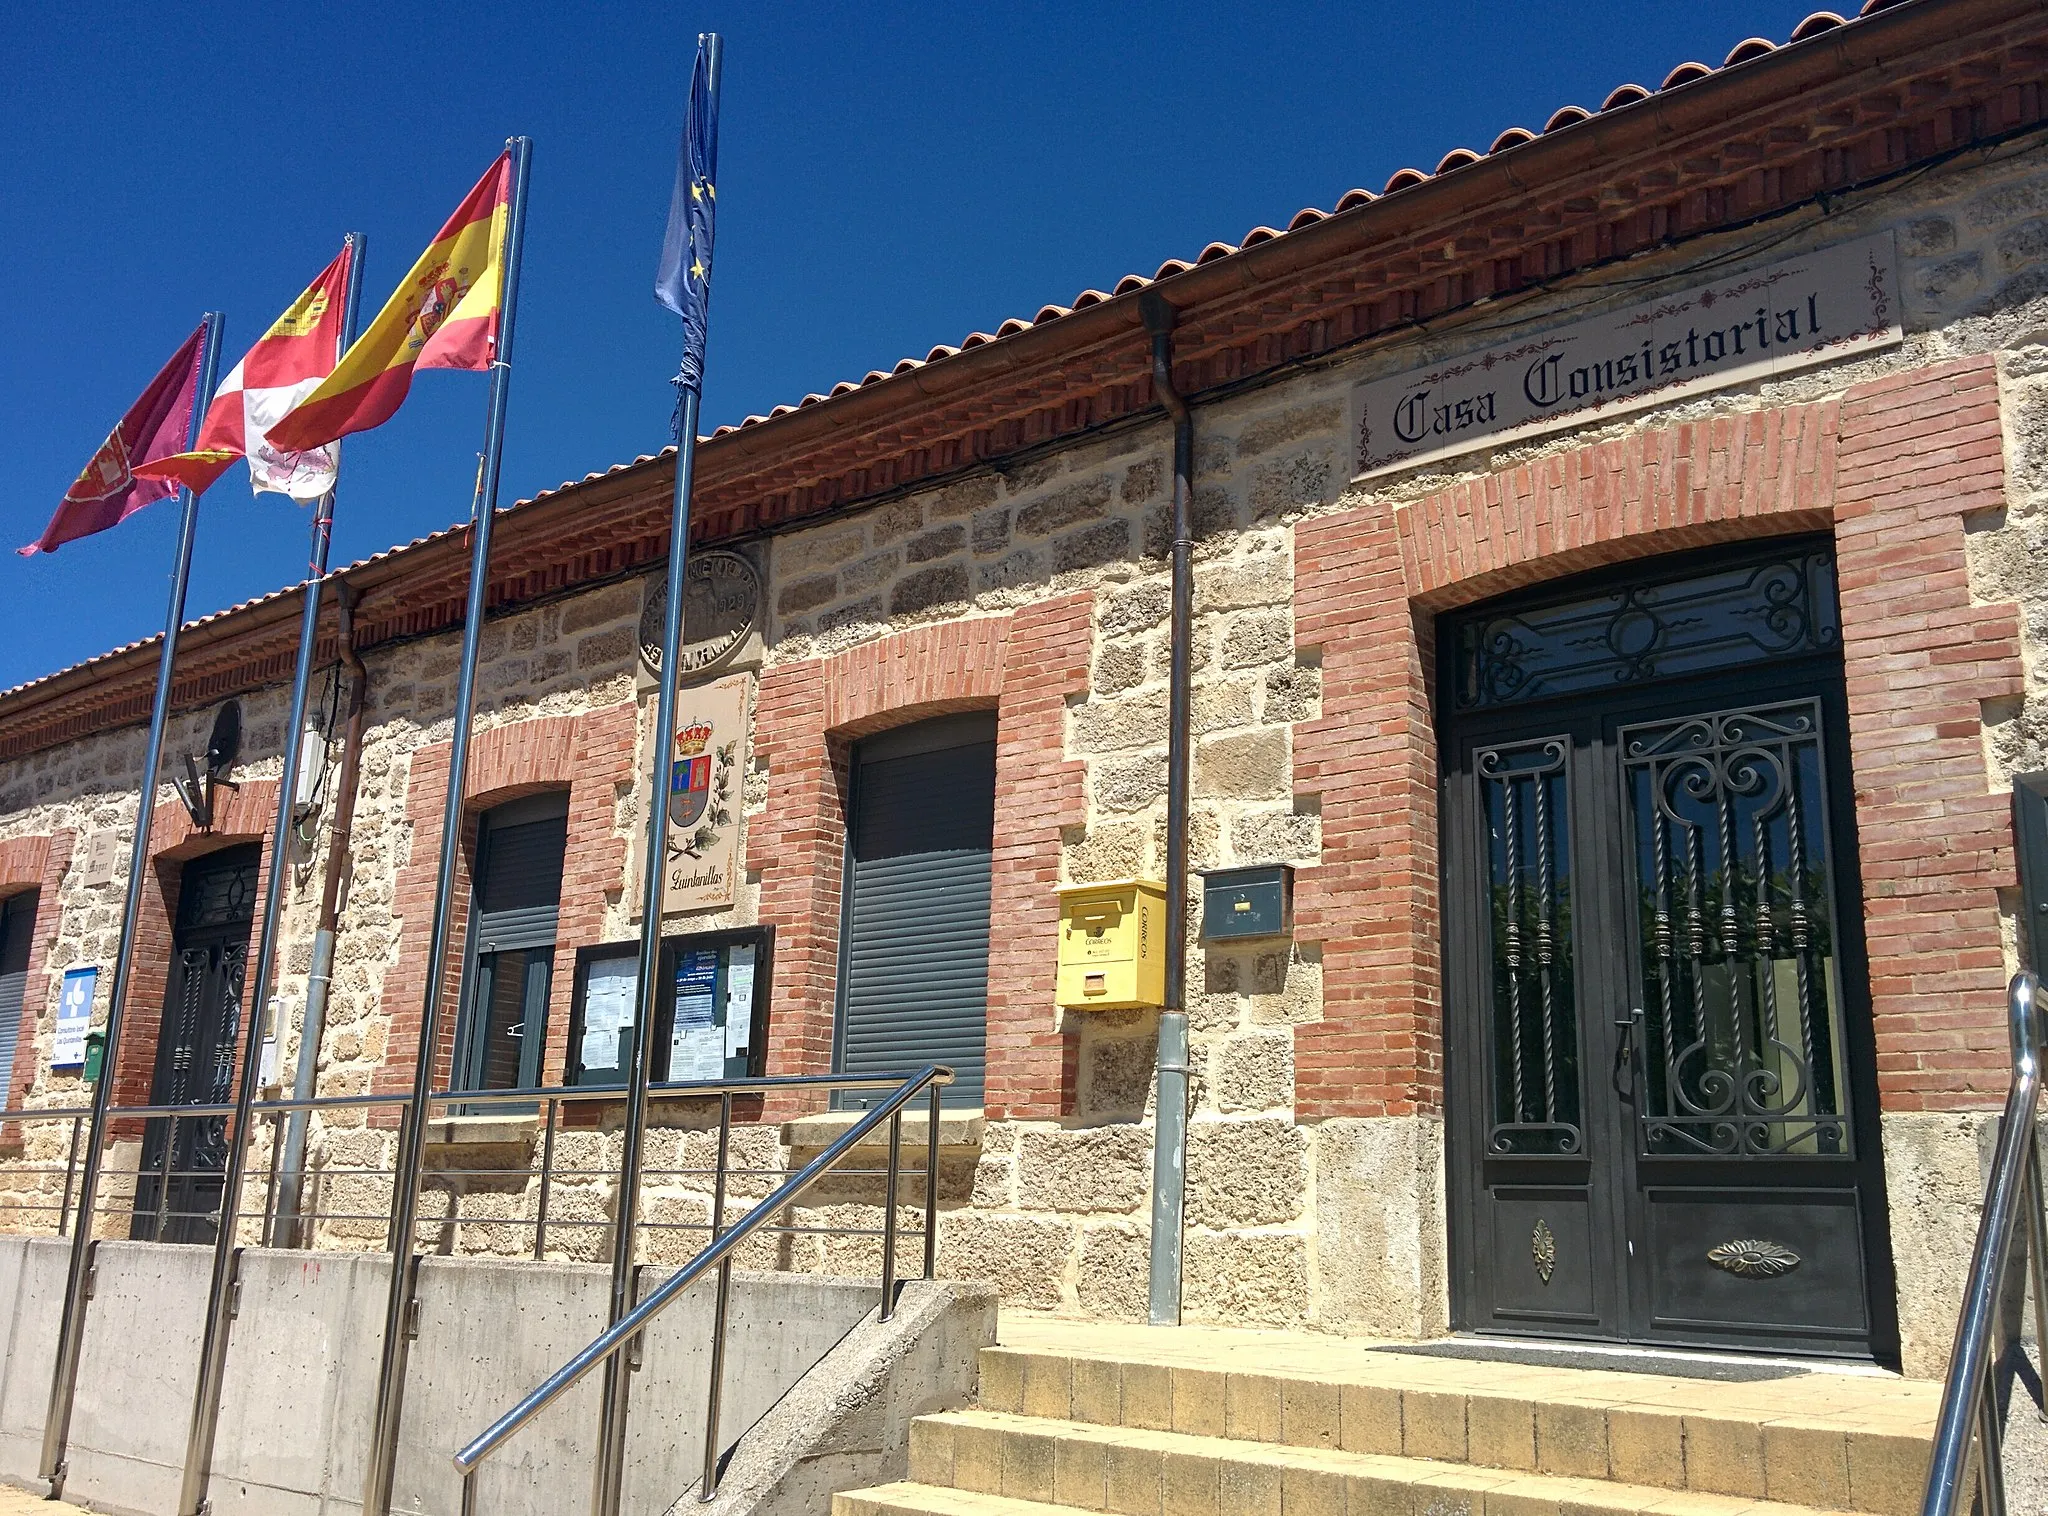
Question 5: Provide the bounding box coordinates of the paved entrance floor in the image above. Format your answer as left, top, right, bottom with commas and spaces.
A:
996, 1314, 1943, 1442
0, 1482, 94, 1516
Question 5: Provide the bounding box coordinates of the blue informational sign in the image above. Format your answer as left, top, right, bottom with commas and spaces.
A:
53, 967, 96, 1069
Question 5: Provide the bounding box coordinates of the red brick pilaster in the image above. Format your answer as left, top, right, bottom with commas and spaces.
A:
985, 595, 1090, 1120
1293, 507, 1439, 1120
749, 661, 839, 1084
547, 705, 635, 1083
0, 831, 73, 1111
1835, 357, 2020, 1109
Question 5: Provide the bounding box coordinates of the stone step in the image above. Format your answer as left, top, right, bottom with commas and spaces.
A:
843, 1407, 1868, 1516
835, 1486, 1074, 1516
835, 1481, 1830, 1516
972, 1331, 1932, 1516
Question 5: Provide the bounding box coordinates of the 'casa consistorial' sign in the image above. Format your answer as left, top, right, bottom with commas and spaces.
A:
1353, 234, 1901, 481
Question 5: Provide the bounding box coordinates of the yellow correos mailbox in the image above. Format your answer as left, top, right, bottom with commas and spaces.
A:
1057, 879, 1168, 1010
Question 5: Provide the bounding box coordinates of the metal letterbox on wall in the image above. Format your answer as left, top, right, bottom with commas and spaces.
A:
1056, 879, 1167, 1010
1200, 864, 1294, 942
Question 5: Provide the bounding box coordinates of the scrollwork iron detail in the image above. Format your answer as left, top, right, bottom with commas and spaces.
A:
1479, 738, 1582, 1156
1454, 548, 1839, 710
1623, 699, 1853, 1159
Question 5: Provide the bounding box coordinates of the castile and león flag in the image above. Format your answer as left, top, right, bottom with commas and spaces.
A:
135, 243, 358, 501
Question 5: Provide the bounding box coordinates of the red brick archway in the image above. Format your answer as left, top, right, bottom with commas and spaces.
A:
750, 601, 1091, 1119
374, 708, 634, 1107
1292, 357, 2020, 1121
108, 780, 280, 1129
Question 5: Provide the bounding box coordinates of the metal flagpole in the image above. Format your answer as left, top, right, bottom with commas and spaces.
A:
594, 36, 721, 1516
362, 138, 533, 1516
274, 232, 370, 1248
40, 312, 228, 1500
179, 232, 367, 1516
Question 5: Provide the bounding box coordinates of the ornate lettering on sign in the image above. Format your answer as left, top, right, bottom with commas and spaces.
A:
1353, 235, 1900, 481
639, 550, 763, 679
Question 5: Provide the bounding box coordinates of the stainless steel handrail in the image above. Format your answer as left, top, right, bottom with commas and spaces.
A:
1921, 970, 2048, 1516
453, 1063, 952, 1516
0, 1068, 922, 1129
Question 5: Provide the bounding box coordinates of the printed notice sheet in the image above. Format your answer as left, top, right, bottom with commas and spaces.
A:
669, 949, 723, 1081
581, 957, 636, 1073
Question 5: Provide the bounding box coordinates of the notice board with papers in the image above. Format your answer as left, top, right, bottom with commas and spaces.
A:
567, 926, 773, 1087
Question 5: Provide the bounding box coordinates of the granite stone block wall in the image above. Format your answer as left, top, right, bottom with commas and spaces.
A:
0, 138, 2046, 1367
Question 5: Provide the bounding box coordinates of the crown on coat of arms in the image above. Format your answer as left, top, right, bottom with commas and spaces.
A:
674, 721, 715, 757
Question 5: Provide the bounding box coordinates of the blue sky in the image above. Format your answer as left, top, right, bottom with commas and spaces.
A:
0, 0, 1827, 692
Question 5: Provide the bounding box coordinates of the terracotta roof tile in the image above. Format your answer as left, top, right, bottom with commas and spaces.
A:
1660, 62, 1715, 88
1791, 11, 1848, 39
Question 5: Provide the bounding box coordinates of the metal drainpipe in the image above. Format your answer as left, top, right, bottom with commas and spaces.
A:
275, 579, 370, 1247
1141, 289, 1194, 1326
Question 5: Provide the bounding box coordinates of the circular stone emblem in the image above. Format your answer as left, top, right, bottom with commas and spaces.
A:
639, 549, 763, 679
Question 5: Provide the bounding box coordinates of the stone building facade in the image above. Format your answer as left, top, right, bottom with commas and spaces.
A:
2, 0, 2046, 1377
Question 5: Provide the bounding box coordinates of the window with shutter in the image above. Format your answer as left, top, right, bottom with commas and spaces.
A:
0, 892, 35, 1102
454, 794, 570, 1094
834, 714, 996, 1109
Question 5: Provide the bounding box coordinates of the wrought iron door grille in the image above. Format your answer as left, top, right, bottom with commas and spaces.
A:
1454, 548, 1839, 710
192, 941, 246, 1175
176, 855, 257, 931
1623, 700, 1851, 1158
1479, 737, 1582, 1155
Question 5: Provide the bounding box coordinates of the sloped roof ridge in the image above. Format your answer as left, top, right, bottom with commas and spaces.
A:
691, 3, 1875, 438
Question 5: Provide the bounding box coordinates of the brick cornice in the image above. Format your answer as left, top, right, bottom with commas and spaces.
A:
3, 0, 2043, 762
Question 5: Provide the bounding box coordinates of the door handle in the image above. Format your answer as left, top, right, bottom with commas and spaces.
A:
1612, 1007, 1644, 1101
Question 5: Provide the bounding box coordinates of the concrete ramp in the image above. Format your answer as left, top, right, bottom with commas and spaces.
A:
0, 1236, 992, 1516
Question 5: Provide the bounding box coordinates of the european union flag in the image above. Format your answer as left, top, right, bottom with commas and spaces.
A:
655, 34, 720, 395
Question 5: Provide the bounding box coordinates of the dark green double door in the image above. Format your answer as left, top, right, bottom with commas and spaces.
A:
1442, 541, 1898, 1363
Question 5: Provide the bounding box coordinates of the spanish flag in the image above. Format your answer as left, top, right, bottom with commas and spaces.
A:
268, 154, 510, 452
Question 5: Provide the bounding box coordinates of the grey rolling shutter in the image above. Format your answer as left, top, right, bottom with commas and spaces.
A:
0, 894, 32, 1098
837, 719, 996, 1107
473, 804, 568, 952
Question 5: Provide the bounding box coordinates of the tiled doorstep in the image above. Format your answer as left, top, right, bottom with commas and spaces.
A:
977, 1330, 1932, 1515
994, 1319, 1938, 1420
866, 1408, 1872, 1516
